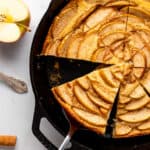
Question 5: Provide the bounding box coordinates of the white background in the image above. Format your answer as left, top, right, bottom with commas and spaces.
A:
0, 0, 65, 149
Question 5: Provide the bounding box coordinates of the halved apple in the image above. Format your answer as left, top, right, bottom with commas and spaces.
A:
0, 0, 30, 43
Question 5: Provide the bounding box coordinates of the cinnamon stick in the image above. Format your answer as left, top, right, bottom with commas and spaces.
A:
0, 135, 17, 146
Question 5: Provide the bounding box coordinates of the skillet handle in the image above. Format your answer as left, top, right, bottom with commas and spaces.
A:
32, 101, 57, 150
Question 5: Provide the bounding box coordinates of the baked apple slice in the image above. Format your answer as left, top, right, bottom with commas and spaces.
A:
99, 31, 129, 47
105, 0, 136, 7
140, 70, 150, 94
83, 7, 117, 32
77, 31, 99, 60
131, 49, 146, 79
122, 6, 150, 21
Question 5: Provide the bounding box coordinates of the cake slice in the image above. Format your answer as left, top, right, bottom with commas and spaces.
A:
113, 83, 150, 138
51, 64, 126, 135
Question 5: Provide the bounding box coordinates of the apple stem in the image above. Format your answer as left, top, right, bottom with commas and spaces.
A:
16, 22, 31, 32
0, 14, 31, 32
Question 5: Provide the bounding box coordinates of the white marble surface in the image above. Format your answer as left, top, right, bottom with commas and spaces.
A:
0, 0, 64, 149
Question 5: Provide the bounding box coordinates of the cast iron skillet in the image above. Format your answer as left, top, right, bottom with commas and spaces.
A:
30, 0, 150, 149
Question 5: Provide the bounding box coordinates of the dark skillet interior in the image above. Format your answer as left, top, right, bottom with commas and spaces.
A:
30, 0, 150, 149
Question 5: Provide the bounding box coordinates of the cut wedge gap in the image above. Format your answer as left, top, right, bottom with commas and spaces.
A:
140, 82, 150, 97
35, 55, 104, 87
105, 86, 120, 137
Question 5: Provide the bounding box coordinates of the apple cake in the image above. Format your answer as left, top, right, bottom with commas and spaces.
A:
42, 0, 150, 138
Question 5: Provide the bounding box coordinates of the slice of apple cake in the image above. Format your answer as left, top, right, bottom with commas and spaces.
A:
51, 64, 126, 134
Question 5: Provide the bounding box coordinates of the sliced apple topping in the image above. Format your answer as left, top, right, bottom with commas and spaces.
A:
131, 0, 150, 9
117, 109, 128, 115
118, 108, 150, 123
99, 21, 132, 36
132, 50, 146, 68
74, 84, 100, 114
138, 121, 150, 130
125, 96, 150, 111
73, 107, 107, 126
87, 90, 111, 109
142, 46, 150, 68
127, 33, 145, 50
120, 81, 139, 96
46, 40, 61, 56
119, 95, 131, 104
100, 68, 120, 87
99, 31, 129, 47
123, 45, 133, 61
57, 33, 73, 57
92, 82, 117, 103
140, 70, 150, 94
100, 107, 109, 116
131, 50, 146, 79
52, 84, 73, 105
137, 29, 150, 44
122, 6, 150, 21
113, 14, 147, 29
92, 47, 123, 64
114, 123, 132, 136
130, 85, 146, 99
67, 33, 83, 58
77, 32, 99, 60
86, 0, 116, 6
133, 68, 145, 79
76, 76, 90, 90
111, 64, 131, 81
51, 0, 97, 40
84, 7, 117, 32
105, 0, 136, 8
